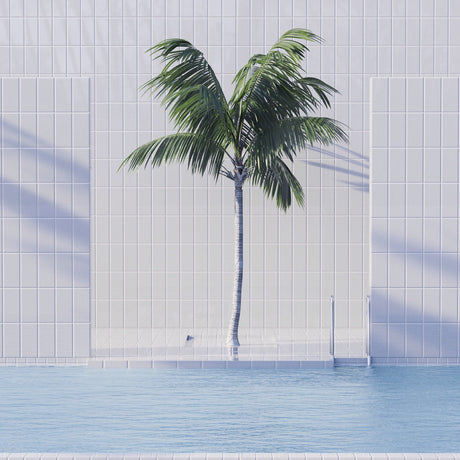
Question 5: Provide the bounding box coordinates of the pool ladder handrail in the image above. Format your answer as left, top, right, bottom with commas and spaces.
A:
330, 295, 335, 364
366, 295, 371, 366
330, 295, 372, 367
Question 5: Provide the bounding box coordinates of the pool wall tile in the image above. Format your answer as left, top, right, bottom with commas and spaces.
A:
128, 360, 153, 369
275, 361, 301, 369
38, 323, 55, 357
202, 361, 227, 369
152, 360, 178, 369
74, 323, 90, 357
103, 360, 128, 369
177, 360, 202, 369
226, 360, 251, 369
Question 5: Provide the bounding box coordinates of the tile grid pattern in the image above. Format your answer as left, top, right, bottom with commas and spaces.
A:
370, 77, 460, 358
0, 454, 458, 459
0, 77, 91, 357
89, 0, 371, 357
1, 1, 460, 357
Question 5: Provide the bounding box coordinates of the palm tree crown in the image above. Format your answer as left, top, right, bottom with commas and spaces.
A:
121, 28, 347, 206
121, 28, 348, 349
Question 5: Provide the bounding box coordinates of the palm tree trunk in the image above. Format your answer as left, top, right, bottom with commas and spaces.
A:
226, 177, 243, 347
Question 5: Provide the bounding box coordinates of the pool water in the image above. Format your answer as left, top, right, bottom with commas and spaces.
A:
1, 366, 459, 452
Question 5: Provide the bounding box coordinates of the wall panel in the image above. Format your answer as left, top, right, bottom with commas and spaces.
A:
0, 77, 91, 357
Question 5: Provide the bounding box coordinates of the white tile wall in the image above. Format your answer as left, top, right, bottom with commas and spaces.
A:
370, 77, 460, 359
0, 454, 458, 460
0, 0, 458, 358
0, 77, 90, 357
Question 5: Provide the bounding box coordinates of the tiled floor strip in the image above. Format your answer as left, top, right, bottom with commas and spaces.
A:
0, 454, 458, 459
2, 357, 460, 367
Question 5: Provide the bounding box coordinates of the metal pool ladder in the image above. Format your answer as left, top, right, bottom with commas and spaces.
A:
366, 295, 371, 366
330, 295, 335, 365
330, 295, 372, 367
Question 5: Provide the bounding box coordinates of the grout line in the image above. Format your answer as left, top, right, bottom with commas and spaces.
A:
404, 77, 408, 356
421, 76, 425, 358
164, 0, 167, 335
178, 0, 182, 336
121, 0, 125, 356
318, 0, 322, 334
107, 0, 112, 357
35, 78, 38, 357
18, 79, 22, 357
53, 78, 57, 357
439, 77, 443, 358
457, 76, 460, 359
135, 0, 140, 357
386, 78, 390, 358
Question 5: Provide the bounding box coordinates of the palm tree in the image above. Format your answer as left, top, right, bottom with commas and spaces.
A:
121, 29, 347, 350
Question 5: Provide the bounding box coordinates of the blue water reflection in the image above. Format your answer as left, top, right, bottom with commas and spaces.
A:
0, 367, 459, 452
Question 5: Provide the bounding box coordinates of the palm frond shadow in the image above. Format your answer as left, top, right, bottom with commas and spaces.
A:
301, 144, 369, 192
371, 228, 458, 357
0, 118, 90, 285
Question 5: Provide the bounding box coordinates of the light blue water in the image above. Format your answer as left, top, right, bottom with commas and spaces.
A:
0, 366, 459, 452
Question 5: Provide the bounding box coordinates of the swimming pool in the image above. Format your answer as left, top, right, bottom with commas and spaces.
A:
0, 366, 459, 453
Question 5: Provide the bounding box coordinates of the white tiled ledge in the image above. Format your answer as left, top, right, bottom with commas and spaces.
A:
0, 357, 337, 368
88, 359, 336, 369
370, 357, 460, 366
2, 357, 460, 367
0, 454, 458, 459
0, 358, 370, 369
0, 358, 89, 366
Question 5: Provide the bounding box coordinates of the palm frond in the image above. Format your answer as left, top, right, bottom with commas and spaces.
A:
250, 156, 304, 211
246, 117, 347, 172
299, 117, 348, 145
120, 30, 348, 214
142, 39, 236, 145
244, 116, 347, 210
230, 29, 331, 150
299, 77, 338, 108
270, 28, 321, 61
231, 29, 320, 100
119, 132, 229, 181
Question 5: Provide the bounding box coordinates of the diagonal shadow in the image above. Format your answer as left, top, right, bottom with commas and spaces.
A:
372, 227, 458, 275
1, 117, 90, 284
300, 144, 369, 192
371, 292, 457, 358
371, 229, 459, 358
1, 118, 89, 183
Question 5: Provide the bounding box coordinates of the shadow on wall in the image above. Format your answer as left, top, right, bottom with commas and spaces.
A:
371, 292, 458, 358
373, 226, 459, 281
371, 228, 459, 358
0, 118, 90, 285
302, 144, 369, 192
